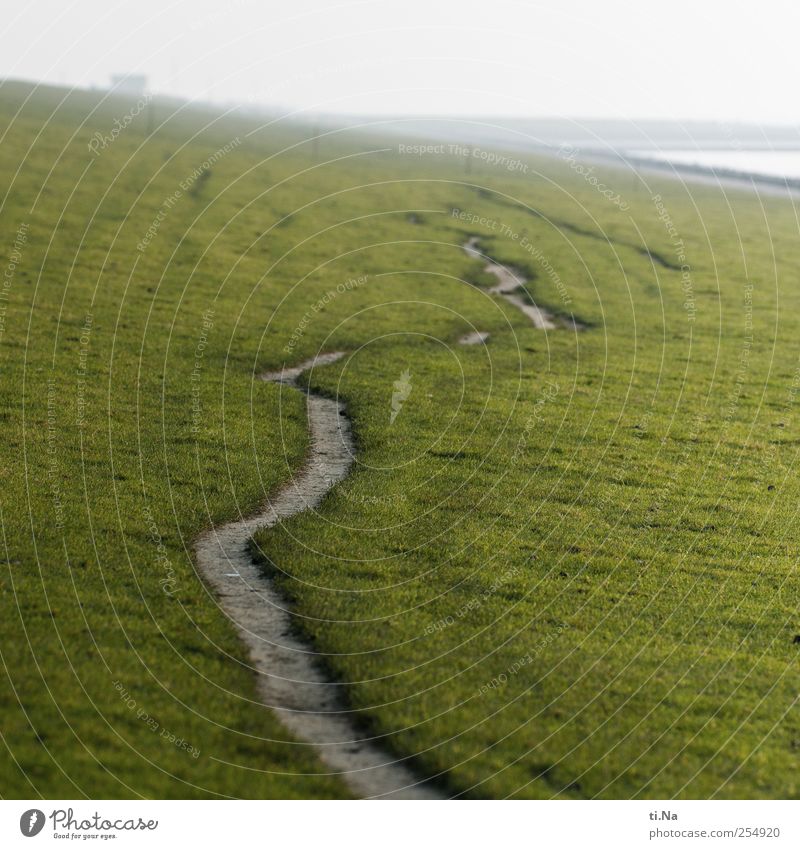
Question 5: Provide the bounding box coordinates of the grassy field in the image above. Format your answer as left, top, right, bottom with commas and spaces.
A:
1, 80, 798, 799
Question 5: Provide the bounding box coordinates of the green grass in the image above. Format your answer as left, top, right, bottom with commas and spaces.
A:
1, 79, 798, 798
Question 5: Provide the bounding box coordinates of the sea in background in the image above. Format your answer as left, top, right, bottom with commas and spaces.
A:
626, 149, 800, 182
354, 116, 800, 189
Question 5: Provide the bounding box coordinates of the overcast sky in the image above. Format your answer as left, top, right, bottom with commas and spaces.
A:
2, 0, 798, 124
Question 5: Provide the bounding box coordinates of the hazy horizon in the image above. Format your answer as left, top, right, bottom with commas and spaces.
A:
3, 0, 799, 126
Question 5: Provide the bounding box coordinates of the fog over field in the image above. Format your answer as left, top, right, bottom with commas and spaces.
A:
4, 0, 800, 124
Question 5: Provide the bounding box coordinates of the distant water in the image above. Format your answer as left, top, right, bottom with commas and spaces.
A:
628, 149, 800, 182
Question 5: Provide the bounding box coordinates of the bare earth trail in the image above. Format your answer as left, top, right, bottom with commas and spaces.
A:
194, 352, 444, 799
463, 236, 584, 331
192, 240, 579, 797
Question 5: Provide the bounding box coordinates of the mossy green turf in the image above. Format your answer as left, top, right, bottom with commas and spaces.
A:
0, 80, 797, 798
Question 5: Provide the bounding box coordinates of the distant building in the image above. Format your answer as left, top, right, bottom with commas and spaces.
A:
110, 74, 147, 96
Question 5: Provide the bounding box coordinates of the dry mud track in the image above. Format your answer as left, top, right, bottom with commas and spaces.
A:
195, 352, 443, 799
192, 236, 579, 797
464, 237, 585, 331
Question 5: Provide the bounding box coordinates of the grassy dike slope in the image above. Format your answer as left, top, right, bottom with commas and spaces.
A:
252, 150, 800, 796
0, 80, 798, 798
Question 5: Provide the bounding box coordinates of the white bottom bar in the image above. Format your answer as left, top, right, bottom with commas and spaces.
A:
2, 800, 797, 848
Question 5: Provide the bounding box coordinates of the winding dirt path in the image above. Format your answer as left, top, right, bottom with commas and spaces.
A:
464, 237, 559, 330
195, 352, 443, 799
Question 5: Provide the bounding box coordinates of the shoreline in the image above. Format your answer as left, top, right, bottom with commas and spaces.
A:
579, 148, 800, 201
373, 116, 800, 201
